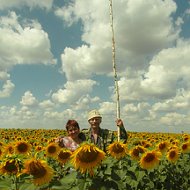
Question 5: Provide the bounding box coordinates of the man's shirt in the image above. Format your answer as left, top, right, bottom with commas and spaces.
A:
81, 126, 127, 152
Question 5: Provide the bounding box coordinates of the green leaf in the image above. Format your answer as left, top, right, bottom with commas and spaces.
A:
104, 166, 112, 175
126, 179, 138, 188
0, 180, 12, 189
77, 179, 89, 190
136, 171, 146, 181
19, 183, 37, 190
60, 171, 77, 184
111, 170, 121, 181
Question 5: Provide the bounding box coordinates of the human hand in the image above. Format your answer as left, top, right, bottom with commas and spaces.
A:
115, 119, 124, 127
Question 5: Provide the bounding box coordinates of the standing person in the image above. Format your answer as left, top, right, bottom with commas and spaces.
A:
55, 119, 85, 152
81, 109, 128, 151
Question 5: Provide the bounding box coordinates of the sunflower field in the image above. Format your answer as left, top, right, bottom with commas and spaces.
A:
0, 129, 190, 190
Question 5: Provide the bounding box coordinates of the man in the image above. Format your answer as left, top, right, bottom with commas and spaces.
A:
81, 109, 128, 151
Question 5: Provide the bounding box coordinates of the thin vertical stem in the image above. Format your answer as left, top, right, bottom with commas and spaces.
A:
109, 0, 121, 141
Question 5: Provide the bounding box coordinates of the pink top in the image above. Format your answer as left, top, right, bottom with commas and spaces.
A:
55, 136, 80, 152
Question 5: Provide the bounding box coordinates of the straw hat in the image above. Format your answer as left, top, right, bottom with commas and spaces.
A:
88, 109, 102, 120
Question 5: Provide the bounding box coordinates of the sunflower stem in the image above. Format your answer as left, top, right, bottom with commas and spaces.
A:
12, 175, 18, 190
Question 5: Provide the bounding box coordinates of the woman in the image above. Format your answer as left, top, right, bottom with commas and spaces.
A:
55, 119, 85, 152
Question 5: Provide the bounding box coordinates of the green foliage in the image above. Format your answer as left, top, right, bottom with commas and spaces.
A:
50, 152, 190, 190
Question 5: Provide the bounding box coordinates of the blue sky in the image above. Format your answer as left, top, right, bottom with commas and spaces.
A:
0, 0, 190, 133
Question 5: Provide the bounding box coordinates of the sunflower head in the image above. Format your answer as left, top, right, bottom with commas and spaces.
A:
129, 145, 146, 160
35, 146, 43, 152
0, 156, 22, 176
0, 160, 18, 175
181, 142, 190, 153
166, 148, 180, 163
45, 142, 60, 158
157, 141, 169, 154
182, 134, 189, 142
15, 141, 31, 155
71, 143, 105, 176
107, 141, 128, 160
57, 149, 72, 164
4, 143, 15, 155
23, 158, 54, 186
139, 150, 162, 170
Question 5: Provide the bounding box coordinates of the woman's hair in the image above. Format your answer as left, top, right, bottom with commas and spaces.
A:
66, 120, 80, 131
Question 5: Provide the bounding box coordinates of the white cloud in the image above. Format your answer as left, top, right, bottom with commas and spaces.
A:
123, 102, 151, 119
0, 0, 53, 10
0, 11, 56, 71
61, 45, 112, 81
99, 102, 116, 115
152, 89, 190, 112
160, 112, 186, 126
73, 94, 100, 111
52, 79, 97, 104
58, 0, 179, 81
141, 39, 190, 99
39, 100, 55, 110
0, 80, 15, 98
0, 71, 10, 80
43, 109, 75, 121
20, 91, 38, 106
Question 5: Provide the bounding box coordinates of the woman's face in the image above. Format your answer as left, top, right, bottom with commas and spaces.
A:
67, 125, 80, 139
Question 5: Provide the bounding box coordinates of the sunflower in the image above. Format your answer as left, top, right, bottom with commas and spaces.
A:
23, 158, 54, 186
57, 148, 72, 164
15, 141, 31, 155
35, 146, 43, 152
166, 147, 180, 163
71, 143, 105, 176
4, 143, 15, 155
156, 141, 169, 154
107, 141, 128, 160
171, 140, 180, 146
0, 159, 20, 175
182, 134, 189, 142
139, 150, 162, 170
141, 140, 152, 148
181, 142, 190, 153
45, 142, 60, 158
129, 145, 146, 160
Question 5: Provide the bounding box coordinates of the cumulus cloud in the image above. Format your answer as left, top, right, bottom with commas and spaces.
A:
152, 89, 190, 112
43, 109, 75, 120
52, 79, 98, 104
0, 71, 10, 80
0, 11, 56, 71
20, 91, 38, 106
73, 94, 100, 111
141, 39, 190, 99
0, 80, 15, 98
0, 0, 54, 10
56, 0, 180, 81
160, 112, 186, 126
39, 100, 55, 110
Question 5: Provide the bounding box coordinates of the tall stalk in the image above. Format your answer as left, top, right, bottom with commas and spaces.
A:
109, 0, 121, 141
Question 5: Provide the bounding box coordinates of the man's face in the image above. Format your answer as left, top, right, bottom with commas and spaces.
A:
88, 117, 102, 129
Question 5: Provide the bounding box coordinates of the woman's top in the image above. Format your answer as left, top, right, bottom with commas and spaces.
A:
62, 136, 80, 152
55, 132, 86, 152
